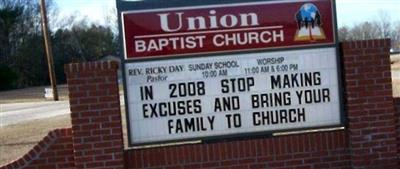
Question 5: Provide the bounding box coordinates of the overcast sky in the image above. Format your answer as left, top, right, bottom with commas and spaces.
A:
336, 0, 400, 26
56, 0, 400, 27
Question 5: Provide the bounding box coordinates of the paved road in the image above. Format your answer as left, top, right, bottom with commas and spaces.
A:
0, 101, 70, 127
0, 95, 125, 127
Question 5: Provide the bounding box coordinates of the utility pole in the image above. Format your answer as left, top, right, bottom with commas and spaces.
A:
40, 0, 59, 101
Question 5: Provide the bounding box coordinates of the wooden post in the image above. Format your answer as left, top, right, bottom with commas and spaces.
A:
40, 0, 58, 101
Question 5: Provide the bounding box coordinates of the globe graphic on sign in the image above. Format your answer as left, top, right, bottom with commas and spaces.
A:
299, 3, 319, 23
294, 3, 325, 41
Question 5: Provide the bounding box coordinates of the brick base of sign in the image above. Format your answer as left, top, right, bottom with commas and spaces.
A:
124, 131, 350, 169
1, 39, 399, 169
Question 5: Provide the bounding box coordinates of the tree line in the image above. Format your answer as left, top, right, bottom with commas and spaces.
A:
0, 0, 399, 90
339, 12, 400, 51
0, 0, 118, 90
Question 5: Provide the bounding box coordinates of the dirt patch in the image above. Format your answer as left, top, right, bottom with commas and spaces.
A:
392, 54, 400, 97
391, 54, 400, 71
392, 79, 400, 97
0, 114, 71, 166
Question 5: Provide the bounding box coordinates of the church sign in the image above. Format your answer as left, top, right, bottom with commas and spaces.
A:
118, 0, 343, 145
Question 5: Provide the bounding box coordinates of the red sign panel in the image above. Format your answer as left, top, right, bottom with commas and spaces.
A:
122, 0, 335, 59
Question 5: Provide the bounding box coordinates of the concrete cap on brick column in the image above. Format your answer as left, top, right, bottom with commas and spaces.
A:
64, 61, 119, 74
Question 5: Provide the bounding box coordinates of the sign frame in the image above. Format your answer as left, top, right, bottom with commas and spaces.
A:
116, 0, 345, 147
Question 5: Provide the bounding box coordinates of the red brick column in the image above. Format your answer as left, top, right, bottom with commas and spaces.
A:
342, 39, 398, 168
64, 61, 124, 169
